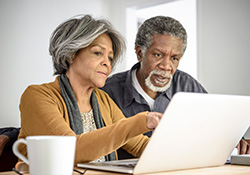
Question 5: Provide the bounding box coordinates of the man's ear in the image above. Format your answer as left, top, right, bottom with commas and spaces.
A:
135, 46, 143, 62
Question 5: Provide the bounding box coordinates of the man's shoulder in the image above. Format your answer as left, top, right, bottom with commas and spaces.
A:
102, 70, 130, 99
174, 69, 194, 79
173, 69, 207, 93
173, 69, 199, 84
105, 70, 129, 86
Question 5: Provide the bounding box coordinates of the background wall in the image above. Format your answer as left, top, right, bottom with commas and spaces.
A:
197, 0, 250, 96
0, 0, 250, 137
0, 0, 110, 127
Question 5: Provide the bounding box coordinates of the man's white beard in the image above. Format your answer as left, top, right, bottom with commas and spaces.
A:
145, 70, 173, 92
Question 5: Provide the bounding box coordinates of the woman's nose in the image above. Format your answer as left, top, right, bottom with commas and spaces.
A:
102, 55, 111, 67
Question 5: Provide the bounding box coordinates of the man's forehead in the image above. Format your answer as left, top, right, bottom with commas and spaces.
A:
149, 35, 182, 54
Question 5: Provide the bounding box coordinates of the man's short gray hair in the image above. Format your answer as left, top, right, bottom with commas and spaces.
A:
49, 14, 126, 75
135, 16, 187, 56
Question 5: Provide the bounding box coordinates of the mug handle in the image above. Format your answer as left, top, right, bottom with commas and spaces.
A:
12, 139, 29, 165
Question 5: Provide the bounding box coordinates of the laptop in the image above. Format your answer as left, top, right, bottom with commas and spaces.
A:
77, 92, 250, 174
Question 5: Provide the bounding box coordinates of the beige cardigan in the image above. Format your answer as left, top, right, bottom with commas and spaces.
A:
18, 77, 150, 165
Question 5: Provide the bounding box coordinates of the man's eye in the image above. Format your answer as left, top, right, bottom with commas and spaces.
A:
154, 53, 161, 58
172, 57, 179, 61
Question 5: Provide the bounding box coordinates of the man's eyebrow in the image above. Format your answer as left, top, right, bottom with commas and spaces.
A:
173, 53, 182, 56
152, 48, 181, 56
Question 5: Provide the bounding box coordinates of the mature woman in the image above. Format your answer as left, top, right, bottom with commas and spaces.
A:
18, 14, 162, 164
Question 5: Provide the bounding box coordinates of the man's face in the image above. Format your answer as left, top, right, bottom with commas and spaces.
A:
137, 34, 183, 92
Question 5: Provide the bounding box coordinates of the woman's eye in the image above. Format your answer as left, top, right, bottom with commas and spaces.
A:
108, 57, 113, 62
94, 52, 102, 56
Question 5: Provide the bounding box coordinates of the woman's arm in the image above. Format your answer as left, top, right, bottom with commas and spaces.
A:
19, 85, 151, 165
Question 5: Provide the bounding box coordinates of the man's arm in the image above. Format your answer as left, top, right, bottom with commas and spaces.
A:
237, 139, 250, 154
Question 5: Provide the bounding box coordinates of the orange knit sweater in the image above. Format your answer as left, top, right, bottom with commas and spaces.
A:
18, 77, 150, 165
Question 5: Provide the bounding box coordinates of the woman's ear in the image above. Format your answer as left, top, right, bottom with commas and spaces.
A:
135, 46, 143, 62
66, 58, 71, 64
70, 50, 81, 64
66, 57, 73, 67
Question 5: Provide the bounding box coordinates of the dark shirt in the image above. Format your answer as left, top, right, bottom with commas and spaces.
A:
0, 127, 20, 147
102, 62, 207, 158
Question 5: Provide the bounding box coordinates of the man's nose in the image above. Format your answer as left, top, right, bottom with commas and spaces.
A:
159, 57, 172, 70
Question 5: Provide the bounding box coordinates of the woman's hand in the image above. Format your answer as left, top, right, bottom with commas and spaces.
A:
146, 112, 163, 129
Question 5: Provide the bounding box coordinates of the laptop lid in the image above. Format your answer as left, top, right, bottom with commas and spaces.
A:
78, 92, 250, 174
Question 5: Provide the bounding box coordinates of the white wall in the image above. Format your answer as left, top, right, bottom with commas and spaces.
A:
0, 0, 111, 127
197, 0, 250, 96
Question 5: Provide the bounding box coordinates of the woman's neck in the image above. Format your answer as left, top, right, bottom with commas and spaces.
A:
65, 72, 93, 113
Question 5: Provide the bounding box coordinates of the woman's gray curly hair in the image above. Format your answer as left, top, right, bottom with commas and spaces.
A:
135, 16, 187, 56
49, 14, 126, 75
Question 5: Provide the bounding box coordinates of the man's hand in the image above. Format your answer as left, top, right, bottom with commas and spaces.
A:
146, 112, 163, 129
237, 139, 250, 154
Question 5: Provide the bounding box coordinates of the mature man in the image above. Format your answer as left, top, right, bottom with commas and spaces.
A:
102, 16, 249, 159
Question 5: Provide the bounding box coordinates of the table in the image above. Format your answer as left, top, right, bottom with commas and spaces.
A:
1, 164, 250, 175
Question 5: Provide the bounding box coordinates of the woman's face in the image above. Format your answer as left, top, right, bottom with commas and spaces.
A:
68, 33, 113, 88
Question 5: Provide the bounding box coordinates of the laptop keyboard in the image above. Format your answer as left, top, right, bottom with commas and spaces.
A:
115, 163, 137, 168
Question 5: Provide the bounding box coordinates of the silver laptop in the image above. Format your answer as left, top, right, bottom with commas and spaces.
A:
77, 92, 250, 174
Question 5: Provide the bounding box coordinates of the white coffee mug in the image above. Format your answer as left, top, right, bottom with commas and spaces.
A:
12, 135, 76, 175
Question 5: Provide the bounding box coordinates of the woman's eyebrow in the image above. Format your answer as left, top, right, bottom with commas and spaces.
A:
90, 44, 105, 50
91, 44, 114, 54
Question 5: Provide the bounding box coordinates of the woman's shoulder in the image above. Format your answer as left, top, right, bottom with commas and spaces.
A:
21, 77, 61, 100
